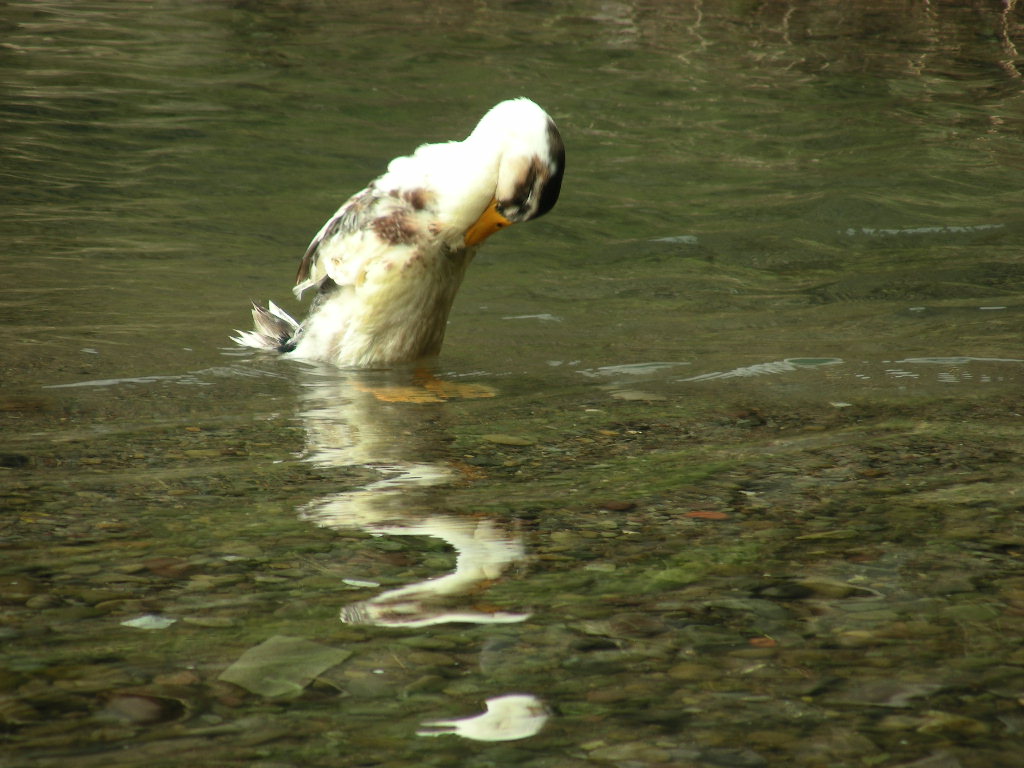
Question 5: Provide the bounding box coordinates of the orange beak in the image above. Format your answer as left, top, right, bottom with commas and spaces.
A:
464, 198, 512, 247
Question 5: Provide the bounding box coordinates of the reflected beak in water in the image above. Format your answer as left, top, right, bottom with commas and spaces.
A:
464, 198, 512, 247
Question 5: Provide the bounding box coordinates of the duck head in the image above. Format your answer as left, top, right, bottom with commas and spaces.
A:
463, 98, 565, 247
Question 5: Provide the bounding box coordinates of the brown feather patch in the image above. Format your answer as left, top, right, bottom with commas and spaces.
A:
372, 211, 418, 245
402, 187, 431, 211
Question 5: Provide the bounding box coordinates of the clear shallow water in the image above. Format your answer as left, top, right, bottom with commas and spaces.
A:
3, 2, 1024, 766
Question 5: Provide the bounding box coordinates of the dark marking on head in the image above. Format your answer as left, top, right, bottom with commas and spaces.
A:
496, 118, 565, 224
502, 161, 541, 221
372, 211, 418, 245
535, 118, 565, 220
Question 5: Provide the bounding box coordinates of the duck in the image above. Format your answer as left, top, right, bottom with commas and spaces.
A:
233, 98, 564, 368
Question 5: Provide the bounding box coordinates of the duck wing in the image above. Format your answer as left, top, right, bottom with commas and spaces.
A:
293, 186, 382, 297
292, 181, 440, 300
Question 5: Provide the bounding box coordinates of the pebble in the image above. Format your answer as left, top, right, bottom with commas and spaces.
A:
24, 594, 60, 609
667, 661, 718, 681
797, 578, 877, 599
916, 710, 990, 736
47, 605, 104, 622
1, 576, 42, 603
481, 434, 536, 446
181, 616, 236, 628
588, 741, 671, 762
102, 693, 185, 724
0, 695, 39, 723
942, 602, 1001, 622
401, 637, 459, 658
609, 390, 667, 401
64, 564, 103, 576
403, 674, 446, 694
585, 686, 632, 704
824, 680, 944, 708
76, 588, 130, 605
835, 629, 884, 648
599, 500, 636, 511
877, 713, 926, 731
142, 557, 195, 578
51, 666, 136, 693
154, 670, 200, 686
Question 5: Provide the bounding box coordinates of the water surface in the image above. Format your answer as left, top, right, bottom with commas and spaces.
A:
3, 2, 1024, 766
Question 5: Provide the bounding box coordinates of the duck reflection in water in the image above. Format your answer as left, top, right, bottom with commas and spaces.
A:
294, 366, 531, 628
292, 367, 546, 740
417, 694, 549, 742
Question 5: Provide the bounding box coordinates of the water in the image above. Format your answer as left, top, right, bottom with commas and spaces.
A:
3, 1, 1024, 766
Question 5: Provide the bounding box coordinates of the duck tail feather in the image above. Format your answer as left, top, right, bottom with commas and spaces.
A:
231, 301, 301, 353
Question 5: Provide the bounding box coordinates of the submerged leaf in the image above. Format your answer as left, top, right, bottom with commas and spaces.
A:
219, 635, 352, 698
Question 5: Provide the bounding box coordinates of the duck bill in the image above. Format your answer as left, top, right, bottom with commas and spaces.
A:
464, 199, 512, 247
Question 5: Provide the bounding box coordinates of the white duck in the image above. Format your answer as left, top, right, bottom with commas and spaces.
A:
233, 98, 564, 368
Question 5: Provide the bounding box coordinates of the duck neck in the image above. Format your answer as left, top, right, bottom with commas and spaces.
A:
437, 137, 503, 247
